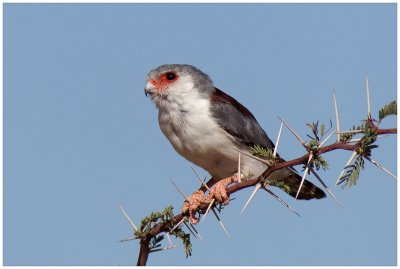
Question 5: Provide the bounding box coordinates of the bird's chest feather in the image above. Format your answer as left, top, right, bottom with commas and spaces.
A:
157, 96, 238, 177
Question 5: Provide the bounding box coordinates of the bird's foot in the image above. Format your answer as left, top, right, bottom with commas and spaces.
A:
205, 174, 238, 206
182, 190, 204, 224
182, 174, 238, 224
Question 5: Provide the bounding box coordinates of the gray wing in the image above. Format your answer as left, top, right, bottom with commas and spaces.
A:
209, 88, 326, 200
209, 87, 274, 150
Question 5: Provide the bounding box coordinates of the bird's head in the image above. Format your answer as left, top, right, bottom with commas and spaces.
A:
144, 64, 214, 103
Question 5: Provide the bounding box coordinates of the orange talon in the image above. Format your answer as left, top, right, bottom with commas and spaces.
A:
182, 190, 204, 224
182, 174, 238, 224
205, 174, 238, 206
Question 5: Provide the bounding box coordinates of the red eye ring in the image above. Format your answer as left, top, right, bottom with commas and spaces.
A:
162, 72, 178, 82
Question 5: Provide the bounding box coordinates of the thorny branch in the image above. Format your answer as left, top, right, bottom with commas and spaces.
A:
133, 125, 396, 265
228, 128, 396, 194
125, 88, 397, 265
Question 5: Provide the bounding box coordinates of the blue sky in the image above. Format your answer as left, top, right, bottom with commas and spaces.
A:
4, 3, 397, 266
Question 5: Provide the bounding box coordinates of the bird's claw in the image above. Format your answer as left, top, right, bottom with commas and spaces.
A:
182, 174, 238, 224
182, 190, 204, 224
205, 174, 238, 206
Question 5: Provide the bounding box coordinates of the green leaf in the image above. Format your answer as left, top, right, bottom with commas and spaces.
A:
306, 120, 332, 143
312, 154, 329, 171
378, 100, 397, 122
265, 178, 291, 194
339, 156, 365, 188
320, 124, 326, 138
173, 226, 192, 257
249, 145, 274, 159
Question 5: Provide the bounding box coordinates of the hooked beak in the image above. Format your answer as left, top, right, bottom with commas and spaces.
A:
144, 82, 156, 97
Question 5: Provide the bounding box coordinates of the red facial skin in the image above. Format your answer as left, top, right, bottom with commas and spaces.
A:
149, 72, 179, 92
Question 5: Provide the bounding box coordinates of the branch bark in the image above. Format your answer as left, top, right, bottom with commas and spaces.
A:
137, 236, 150, 266
136, 127, 397, 265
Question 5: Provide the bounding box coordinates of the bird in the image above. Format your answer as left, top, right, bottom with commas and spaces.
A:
144, 64, 326, 222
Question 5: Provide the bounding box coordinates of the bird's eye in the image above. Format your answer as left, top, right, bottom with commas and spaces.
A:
164, 72, 177, 81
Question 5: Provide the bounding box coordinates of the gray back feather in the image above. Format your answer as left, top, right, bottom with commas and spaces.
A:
210, 88, 275, 150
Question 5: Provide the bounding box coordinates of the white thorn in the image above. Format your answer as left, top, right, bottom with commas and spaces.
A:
376, 134, 390, 139
333, 89, 341, 142
263, 187, 301, 217
201, 199, 215, 223
348, 138, 362, 143
119, 205, 138, 232
335, 151, 358, 186
277, 116, 307, 148
273, 121, 284, 157
239, 182, 262, 216
319, 129, 336, 148
171, 180, 189, 200
232, 148, 270, 165
335, 130, 364, 135
309, 168, 342, 207
190, 167, 212, 192
366, 157, 397, 180
188, 222, 204, 240
295, 153, 313, 199
348, 134, 389, 143
149, 245, 178, 253
118, 236, 140, 243
183, 221, 198, 239
166, 233, 173, 246
237, 153, 242, 183
365, 73, 371, 118
170, 217, 186, 233
211, 208, 230, 238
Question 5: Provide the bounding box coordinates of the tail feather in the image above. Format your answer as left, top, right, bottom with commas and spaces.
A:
268, 168, 326, 200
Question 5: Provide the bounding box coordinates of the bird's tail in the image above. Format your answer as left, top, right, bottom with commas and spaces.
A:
267, 167, 326, 200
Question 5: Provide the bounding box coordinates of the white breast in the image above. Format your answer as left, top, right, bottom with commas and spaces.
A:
156, 88, 267, 180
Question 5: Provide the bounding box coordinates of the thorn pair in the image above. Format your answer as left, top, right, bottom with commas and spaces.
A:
118, 205, 140, 243
118, 206, 180, 253
334, 75, 396, 185
246, 117, 340, 205
334, 73, 370, 143
149, 233, 178, 253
